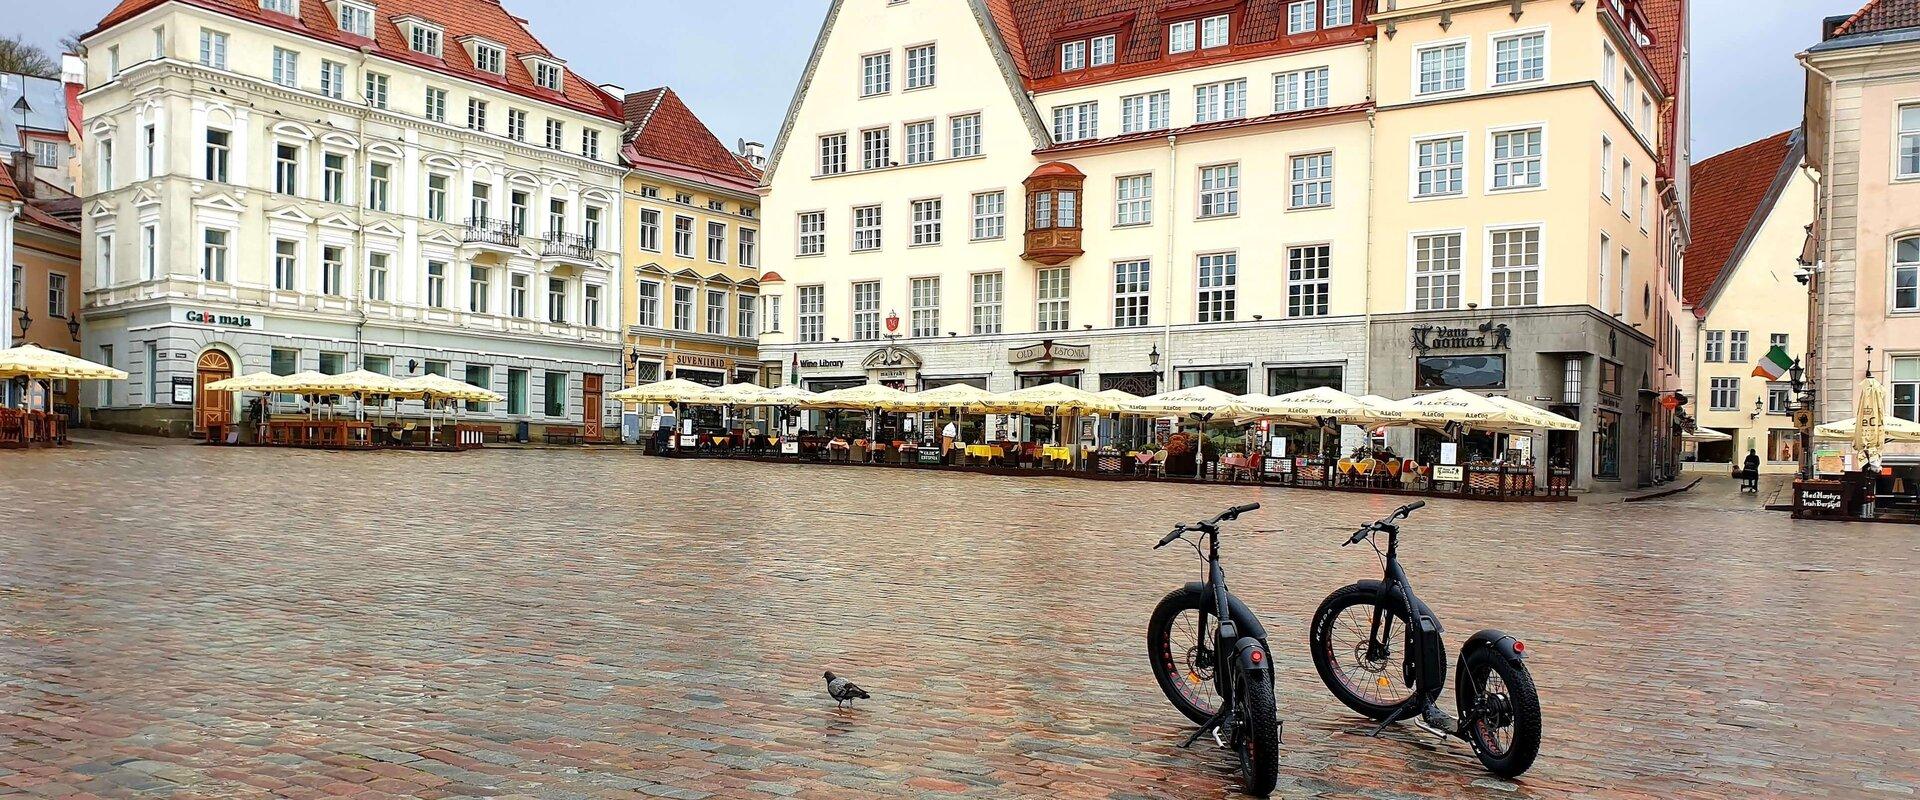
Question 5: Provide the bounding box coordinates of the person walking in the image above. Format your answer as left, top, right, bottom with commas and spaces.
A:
1740, 448, 1761, 493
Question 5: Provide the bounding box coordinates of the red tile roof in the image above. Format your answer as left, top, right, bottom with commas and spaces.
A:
1834, 0, 1920, 36
89, 0, 620, 120
1641, 0, 1682, 95
988, 0, 1372, 92
620, 87, 760, 193
0, 161, 20, 204
1683, 130, 1796, 308
1037, 100, 1368, 153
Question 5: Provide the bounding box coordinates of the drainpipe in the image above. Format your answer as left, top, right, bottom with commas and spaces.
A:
351, 44, 373, 421
1162, 134, 1177, 389
1, 200, 16, 407
1799, 55, 1836, 426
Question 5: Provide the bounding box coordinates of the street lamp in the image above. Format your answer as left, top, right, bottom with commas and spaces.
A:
16, 308, 32, 338
68, 317, 81, 342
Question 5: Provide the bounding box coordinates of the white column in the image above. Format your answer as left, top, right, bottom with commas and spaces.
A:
1, 203, 16, 406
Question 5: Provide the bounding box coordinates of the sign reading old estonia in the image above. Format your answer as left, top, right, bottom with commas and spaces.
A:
1007, 340, 1091, 364
1410, 322, 1511, 353
177, 308, 260, 330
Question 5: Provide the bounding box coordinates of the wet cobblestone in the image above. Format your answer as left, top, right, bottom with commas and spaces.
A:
2, 437, 1916, 798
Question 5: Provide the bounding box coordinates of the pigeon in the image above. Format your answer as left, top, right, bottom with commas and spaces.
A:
823, 671, 870, 707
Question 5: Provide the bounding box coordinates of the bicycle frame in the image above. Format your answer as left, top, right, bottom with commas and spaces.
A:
1365, 525, 1447, 709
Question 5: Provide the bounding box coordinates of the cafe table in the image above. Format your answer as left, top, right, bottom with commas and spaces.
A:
965, 444, 1004, 465
1042, 445, 1075, 466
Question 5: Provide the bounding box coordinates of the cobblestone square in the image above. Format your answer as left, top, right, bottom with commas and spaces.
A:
3, 438, 1915, 798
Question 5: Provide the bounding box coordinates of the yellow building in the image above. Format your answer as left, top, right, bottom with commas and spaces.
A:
617, 88, 764, 405
3, 159, 84, 415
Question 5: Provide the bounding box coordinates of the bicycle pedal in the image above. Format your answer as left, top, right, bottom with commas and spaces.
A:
1411, 716, 1451, 741
1210, 729, 1226, 749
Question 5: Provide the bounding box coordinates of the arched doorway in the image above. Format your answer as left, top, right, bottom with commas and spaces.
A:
194, 349, 234, 435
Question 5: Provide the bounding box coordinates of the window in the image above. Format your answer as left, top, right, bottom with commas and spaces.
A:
795, 285, 825, 342
950, 114, 981, 158
862, 52, 892, 96
544, 119, 564, 150
1704, 330, 1724, 362
853, 205, 882, 251
1901, 104, 1920, 179
911, 199, 942, 245
1709, 377, 1739, 411
1122, 91, 1171, 133
1199, 163, 1239, 217
1620, 160, 1632, 218
1600, 136, 1613, 200
1897, 358, 1920, 421
1415, 136, 1464, 197
819, 133, 847, 175
1287, 1, 1316, 34
861, 127, 891, 169
673, 215, 694, 257
734, 290, 753, 337
97, 140, 112, 192
1169, 20, 1197, 53
906, 44, 936, 89
467, 98, 488, 130
204, 129, 229, 182
1488, 227, 1541, 307
45, 273, 67, 318
319, 352, 346, 375
1269, 364, 1344, 395
426, 174, 448, 221
1419, 355, 1507, 391
1640, 94, 1654, 132
1201, 13, 1231, 47
1113, 260, 1150, 328
1897, 237, 1920, 310
1598, 231, 1613, 312
201, 229, 228, 281
366, 162, 391, 211
140, 125, 155, 178
366, 253, 388, 301
972, 192, 1005, 240
1288, 244, 1331, 317
426, 260, 447, 307
1091, 34, 1116, 66
9, 265, 20, 310
468, 266, 491, 313
1771, 332, 1789, 352
363, 71, 388, 108
707, 221, 728, 262
1417, 42, 1467, 95
764, 296, 781, 333
582, 206, 602, 250
1729, 330, 1750, 363
975, 272, 1006, 331
1197, 253, 1237, 322
271, 47, 298, 87
1639, 177, 1651, 229
910, 277, 941, 337
581, 129, 600, 160
507, 109, 527, 141
1288, 153, 1335, 209
261, 0, 295, 12
797, 211, 826, 255
198, 29, 227, 68
1180, 368, 1249, 395
637, 208, 661, 251
1115, 174, 1152, 226
1274, 67, 1329, 111
507, 369, 528, 415
1413, 233, 1462, 310
141, 224, 156, 281
1493, 31, 1545, 85
1323, 0, 1353, 27
1061, 40, 1087, 72
1624, 70, 1637, 112
1194, 79, 1248, 123
550, 279, 570, 323
475, 44, 504, 75
323, 153, 346, 203
533, 62, 563, 92
1037, 267, 1071, 331
464, 366, 490, 413
321, 245, 345, 296
1052, 102, 1098, 142
338, 2, 372, 36
274, 144, 299, 194
320, 60, 345, 99
1490, 127, 1544, 190
904, 120, 936, 164
543, 372, 567, 418
1619, 249, 1631, 315
630, 281, 660, 327
852, 281, 881, 340
510, 273, 530, 318
1602, 43, 1618, 98
95, 234, 111, 287
410, 24, 442, 57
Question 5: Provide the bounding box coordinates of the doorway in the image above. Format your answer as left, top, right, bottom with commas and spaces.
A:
583, 373, 604, 440
194, 349, 234, 435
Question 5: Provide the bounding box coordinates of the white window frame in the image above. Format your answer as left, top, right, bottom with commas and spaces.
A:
852, 205, 883, 252
861, 51, 892, 97
1323, 0, 1353, 27
1412, 133, 1466, 199
1489, 28, 1548, 87
1198, 163, 1240, 218
1091, 34, 1116, 67
1036, 267, 1071, 331
905, 43, 937, 89
1196, 252, 1237, 323
1113, 260, 1150, 328
852, 280, 881, 340
1288, 151, 1334, 209
798, 285, 826, 343
1060, 40, 1087, 72
1893, 236, 1920, 312
971, 272, 1004, 335
1168, 20, 1196, 54
861, 127, 891, 170
1899, 103, 1920, 180
1414, 39, 1469, 96
904, 119, 936, 164
1052, 102, 1099, 143
1409, 230, 1464, 311
635, 280, 662, 327
1486, 224, 1543, 308
971, 191, 1005, 240
950, 114, 982, 158
1709, 377, 1739, 412
1287, 1, 1316, 35
819, 132, 848, 175
270, 46, 298, 87
1121, 91, 1171, 133
1114, 174, 1153, 226
1487, 124, 1546, 193
1201, 14, 1231, 48
1287, 243, 1332, 318
797, 210, 827, 256
1194, 79, 1248, 123
909, 276, 941, 337
1273, 67, 1329, 112
911, 198, 942, 246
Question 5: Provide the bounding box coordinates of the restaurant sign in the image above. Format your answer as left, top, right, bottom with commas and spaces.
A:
1410, 322, 1510, 353
1008, 340, 1091, 364
671, 353, 729, 370
176, 307, 262, 330
799, 358, 845, 369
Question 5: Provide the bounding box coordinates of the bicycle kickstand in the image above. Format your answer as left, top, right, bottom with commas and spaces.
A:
1182, 707, 1231, 749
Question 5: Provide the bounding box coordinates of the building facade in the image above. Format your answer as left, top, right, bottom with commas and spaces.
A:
1681, 130, 1813, 473
757, 0, 1687, 489
77, 0, 627, 438
1804, 1, 1920, 466
5, 154, 85, 414
618, 87, 763, 409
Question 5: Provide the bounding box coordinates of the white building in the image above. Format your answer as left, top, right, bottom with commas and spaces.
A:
77, 0, 627, 438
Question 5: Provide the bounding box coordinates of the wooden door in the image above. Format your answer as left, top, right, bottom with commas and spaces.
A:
582, 373, 604, 440
194, 350, 234, 434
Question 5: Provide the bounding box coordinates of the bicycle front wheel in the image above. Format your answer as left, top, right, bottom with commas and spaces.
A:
1309, 583, 1422, 721
1147, 585, 1221, 724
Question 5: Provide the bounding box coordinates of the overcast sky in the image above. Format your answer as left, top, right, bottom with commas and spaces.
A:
14, 0, 1872, 160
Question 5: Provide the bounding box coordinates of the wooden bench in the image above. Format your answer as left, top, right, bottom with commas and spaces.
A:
543, 425, 584, 445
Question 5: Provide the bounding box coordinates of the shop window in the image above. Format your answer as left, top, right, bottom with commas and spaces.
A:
1767, 428, 1802, 463
1598, 360, 1621, 402
1179, 368, 1248, 396
1594, 409, 1620, 479
544, 372, 568, 417
1267, 365, 1342, 395
1415, 355, 1505, 390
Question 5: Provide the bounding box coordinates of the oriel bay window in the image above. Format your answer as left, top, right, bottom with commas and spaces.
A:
1021, 162, 1085, 265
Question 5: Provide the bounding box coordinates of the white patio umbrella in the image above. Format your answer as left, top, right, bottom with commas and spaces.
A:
1855, 377, 1890, 470
1682, 427, 1733, 443
0, 343, 129, 382
1815, 415, 1920, 443
1129, 385, 1246, 478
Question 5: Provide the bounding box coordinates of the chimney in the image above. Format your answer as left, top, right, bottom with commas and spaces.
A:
10, 150, 35, 199
736, 138, 766, 168
597, 82, 626, 98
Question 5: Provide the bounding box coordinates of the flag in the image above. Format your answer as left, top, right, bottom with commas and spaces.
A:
1752, 345, 1793, 380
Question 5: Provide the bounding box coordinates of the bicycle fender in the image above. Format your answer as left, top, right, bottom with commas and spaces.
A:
1180, 581, 1270, 643
1232, 636, 1273, 675
1461, 628, 1526, 667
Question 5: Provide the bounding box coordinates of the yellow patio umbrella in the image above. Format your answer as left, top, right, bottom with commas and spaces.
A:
1815, 414, 1920, 443
0, 343, 129, 381
608, 377, 718, 405
400, 373, 503, 403
889, 382, 996, 412
306, 370, 418, 397
1483, 394, 1580, 431
1855, 377, 1889, 469
1393, 389, 1553, 433
802, 382, 913, 410
204, 371, 299, 392
1126, 384, 1245, 417
985, 381, 1117, 414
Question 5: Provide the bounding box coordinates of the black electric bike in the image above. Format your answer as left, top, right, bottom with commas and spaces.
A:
1307, 501, 1542, 778
1146, 502, 1280, 797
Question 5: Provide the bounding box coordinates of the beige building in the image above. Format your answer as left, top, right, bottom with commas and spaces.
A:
758, 0, 1687, 488
77, 0, 627, 438
1680, 130, 1813, 473
1803, 1, 1920, 470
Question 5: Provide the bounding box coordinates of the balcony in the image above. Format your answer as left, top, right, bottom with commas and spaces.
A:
542, 231, 597, 265
464, 217, 520, 251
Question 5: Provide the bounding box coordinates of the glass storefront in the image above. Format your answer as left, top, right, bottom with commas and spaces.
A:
1267, 365, 1343, 395
1415, 355, 1505, 390
1179, 368, 1248, 395
1594, 409, 1621, 479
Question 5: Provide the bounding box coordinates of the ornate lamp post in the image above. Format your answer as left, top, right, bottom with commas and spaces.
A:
1788, 358, 1816, 479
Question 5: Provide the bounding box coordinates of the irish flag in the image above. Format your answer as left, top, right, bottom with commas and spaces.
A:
1752, 345, 1793, 380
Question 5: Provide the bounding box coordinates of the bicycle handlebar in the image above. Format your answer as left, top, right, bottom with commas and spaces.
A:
1154, 503, 1261, 548
1342, 500, 1426, 546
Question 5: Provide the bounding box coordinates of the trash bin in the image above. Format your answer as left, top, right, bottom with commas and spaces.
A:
515, 420, 531, 443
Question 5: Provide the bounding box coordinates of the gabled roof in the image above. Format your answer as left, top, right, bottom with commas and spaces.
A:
620, 87, 760, 192
88, 0, 620, 120
0, 160, 19, 204
1833, 0, 1920, 36
1683, 130, 1800, 311
1641, 0, 1683, 95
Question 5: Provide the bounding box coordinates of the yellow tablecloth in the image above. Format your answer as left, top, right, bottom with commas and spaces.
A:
965, 444, 1003, 459
1042, 445, 1074, 462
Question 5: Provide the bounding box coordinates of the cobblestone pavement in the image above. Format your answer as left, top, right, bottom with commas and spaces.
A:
3, 437, 1916, 799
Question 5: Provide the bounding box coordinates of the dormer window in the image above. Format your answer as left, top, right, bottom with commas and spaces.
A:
1169, 20, 1196, 53
476, 45, 503, 73
1060, 40, 1086, 71
1090, 34, 1116, 66
1201, 13, 1230, 47
260, 0, 296, 14
522, 56, 564, 92
399, 17, 443, 57
334, 1, 375, 38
